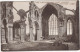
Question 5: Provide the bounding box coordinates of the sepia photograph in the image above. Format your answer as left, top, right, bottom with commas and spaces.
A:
0, 0, 79, 51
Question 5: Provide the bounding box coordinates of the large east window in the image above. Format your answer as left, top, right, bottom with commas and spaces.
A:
48, 14, 58, 35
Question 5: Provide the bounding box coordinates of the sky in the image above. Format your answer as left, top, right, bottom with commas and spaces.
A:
13, 1, 77, 34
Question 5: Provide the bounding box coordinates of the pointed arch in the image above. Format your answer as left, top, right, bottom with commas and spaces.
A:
67, 19, 73, 35
48, 14, 58, 35
41, 3, 58, 39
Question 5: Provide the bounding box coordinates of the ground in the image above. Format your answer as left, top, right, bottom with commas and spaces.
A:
1, 40, 79, 51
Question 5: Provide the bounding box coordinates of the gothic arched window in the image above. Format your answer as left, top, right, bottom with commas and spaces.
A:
48, 14, 58, 35
67, 20, 73, 35
35, 10, 39, 20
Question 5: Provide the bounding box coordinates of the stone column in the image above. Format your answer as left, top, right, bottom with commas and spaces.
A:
58, 20, 63, 39
24, 24, 26, 41
58, 20, 60, 37
20, 23, 26, 42
37, 26, 42, 40
72, 21, 76, 42
37, 28, 39, 40
30, 22, 35, 41
37, 13, 42, 41
59, 25, 63, 37
63, 19, 67, 37
7, 23, 13, 43
1, 27, 7, 44
29, 20, 35, 41
28, 13, 35, 41
58, 19, 67, 41
18, 28, 21, 38
30, 27, 34, 41
36, 22, 40, 41
29, 1, 36, 41
0, 2, 2, 44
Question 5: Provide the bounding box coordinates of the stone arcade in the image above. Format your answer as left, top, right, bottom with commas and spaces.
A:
0, 1, 79, 44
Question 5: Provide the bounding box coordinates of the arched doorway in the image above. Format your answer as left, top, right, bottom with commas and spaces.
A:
13, 22, 21, 41
42, 4, 58, 39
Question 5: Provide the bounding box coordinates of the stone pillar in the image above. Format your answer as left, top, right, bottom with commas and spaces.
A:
58, 18, 67, 41
7, 23, 13, 43
59, 26, 63, 37
29, 1, 36, 41
37, 13, 42, 41
20, 23, 26, 42
29, 19, 35, 41
0, 2, 2, 44
63, 19, 67, 37
62, 9, 67, 37
30, 27, 34, 41
1, 27, 7, 44
38, 23, 43, 40
28, 12, 34, 41
18, 28, 21, 36
37, 28, 39, 40
36, 22, 40, 41
24, 24, 26, 40
30, 22, 35, 41
58, 20, 63, 39
20, 28, 24, 42
14, 28, 17, 38
58, 20, 60, 37
72, 21, 76, 42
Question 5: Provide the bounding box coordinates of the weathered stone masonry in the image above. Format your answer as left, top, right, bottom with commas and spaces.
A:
29, 1, 78, 42
0, 1, 79, 44
1, 2, 14, 44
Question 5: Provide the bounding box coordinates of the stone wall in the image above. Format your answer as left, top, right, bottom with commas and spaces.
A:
1, 2, 13, 44
1, 1, 78, 43
29, 1, 78, 42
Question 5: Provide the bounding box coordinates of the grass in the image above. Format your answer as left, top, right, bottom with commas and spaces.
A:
1, 42, 68, 51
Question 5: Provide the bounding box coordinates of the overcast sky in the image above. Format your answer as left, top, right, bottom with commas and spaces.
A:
13, 1, 77, 34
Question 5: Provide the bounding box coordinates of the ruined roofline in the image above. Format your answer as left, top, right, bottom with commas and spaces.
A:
32, 1, 76, 12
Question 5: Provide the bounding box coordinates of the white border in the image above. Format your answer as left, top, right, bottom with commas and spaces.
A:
0, 0, 78, 1
0, 0, 80, 52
